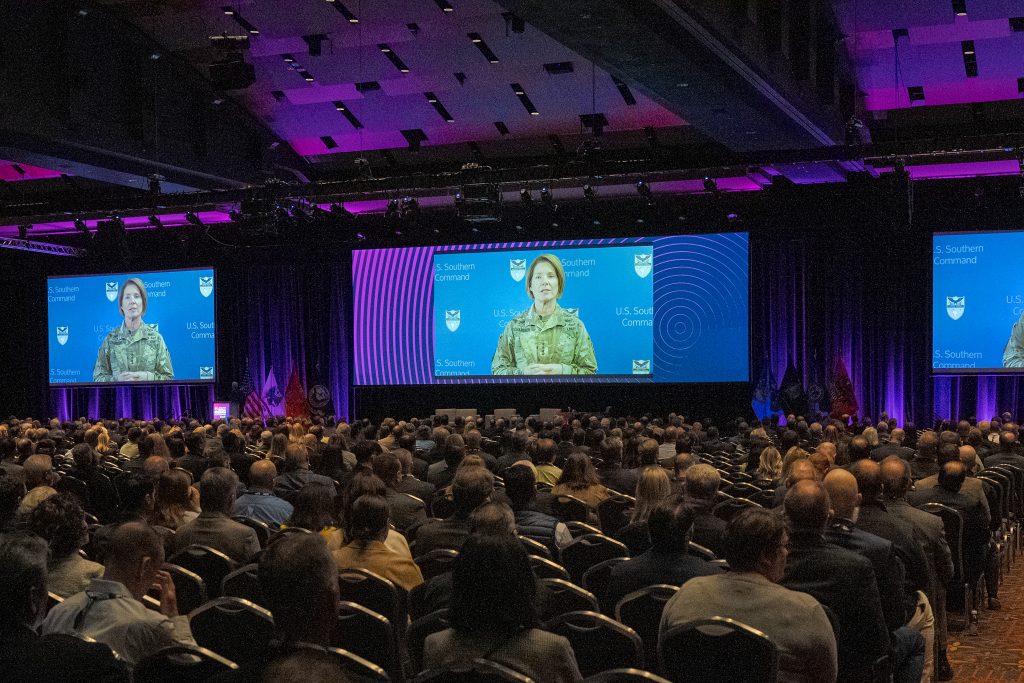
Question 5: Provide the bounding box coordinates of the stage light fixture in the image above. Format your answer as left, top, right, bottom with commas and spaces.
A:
386, 199, 400, 218
636, 179, 652, 198
703, 176, 717, 193
185, 212, 203, 227
18, 224, 29, 239
74, 218, 90, 235
400, 196, 419, 216
540, 186, 552, 205
454, 191, 465, 206
583, 184, 595, 200
520, 188, 532, 204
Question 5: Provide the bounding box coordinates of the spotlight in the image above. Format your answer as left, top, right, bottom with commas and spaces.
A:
583, 184, 595, 200
540, 186, 553, 206
636, 179, 652, 198
702, 176, 717, 193
185, 212, 203, 227
454, 192, 465, 206
17, 224, 29, 239
74, 218, 90, 235
519, 188, 532, 204
400, 196, 419, 216
355, 232, 366, 240
385, 199, 400, 218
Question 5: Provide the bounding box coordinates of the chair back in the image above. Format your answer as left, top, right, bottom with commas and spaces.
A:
406, 608, 451, 674
528, 555, 571, 581
722, 482, 761, 498
551, 495, 591, 523
169, 545, 235, 599
338, 567, 404, 628
538, 578, 599, 620
189, 597, 274, 665
598, 494, 636, 535
291, 642, 389, 682
56, 475, 90, 507
564, 520, 603, 538
659, 616, 778, 683
267, 526, 313, 546
582, 669, 672, 683
518, 534, 552, 560
747, 488, 776, 508
561, 533, 630, 584
975, 476, 1005, 531
134, 645, 237, 683
616, 584, 677, 671
686, 542, 716, 561
221, 563, 263, 606
164, 563, 208, 614
431, 495, 456, 519
546, 610, 644, 677
333, 601, 403, 682
711, 497, 760, 522
581, 556, 629, 609
415, 548, 459, 581
414, 658, 534, 682
232, 516, 271, 548
920, 502, 965, 581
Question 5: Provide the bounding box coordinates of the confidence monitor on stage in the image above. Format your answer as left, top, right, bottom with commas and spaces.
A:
932, 230, 1024, 374
47, 268, 216, 386
352, 233, 749, 385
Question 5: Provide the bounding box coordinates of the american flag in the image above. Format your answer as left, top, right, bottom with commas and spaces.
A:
241, 365, 270, 418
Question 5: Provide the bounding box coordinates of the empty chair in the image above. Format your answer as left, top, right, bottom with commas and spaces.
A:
164, 564, 207, 614
221, 563, 263, 606
414, 658, 534, 682
659, 616, 778, 683
539, 578, 599, 621
407, 609, 451, 674
581, 556, 629, 612
583, 669, 671, 683
338, 567, 404, 629
597, 494, 635, 536
560, 534, 630, 584
616, 585, 677, 672
134, 645, 237, 683
529, 555, 571, 581
332, 601, 403, 682
231, 516, 271, 548
546, 610, 644, 677
169, 545, 235, 599
189, 597, 274, 665
415, 548, 459, 581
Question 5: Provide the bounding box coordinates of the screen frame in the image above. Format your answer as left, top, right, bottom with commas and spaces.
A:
352, 231, 751, 386
46, 266, 218, 387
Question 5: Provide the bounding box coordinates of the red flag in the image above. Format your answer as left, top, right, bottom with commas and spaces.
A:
828, 357, 859, 417
284, 367, 309, 418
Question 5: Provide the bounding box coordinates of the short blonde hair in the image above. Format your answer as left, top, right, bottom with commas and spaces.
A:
525, 254, 565, 300
118, 278, 148, 317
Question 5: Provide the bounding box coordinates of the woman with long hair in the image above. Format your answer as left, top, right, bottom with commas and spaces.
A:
422, 533, 582, 682
551, 452, 610, 512
754, 446, 784, 487
332, 494, 423, 592
284, 482, 340, 543
614, 466, 671, 554
148, 469, 198, 530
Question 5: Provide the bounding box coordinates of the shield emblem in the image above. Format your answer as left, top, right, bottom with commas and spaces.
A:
509, 259, 526, 282
634, 253, 652, 278
945, 296, 965, 320
105, 282, 118, 302
445, 309, 461, 332
308, 384, 330, 409
632, 359, 651, 375
56, 326, 69, 346
199, 366, 214, 379
199, 276, 214, 298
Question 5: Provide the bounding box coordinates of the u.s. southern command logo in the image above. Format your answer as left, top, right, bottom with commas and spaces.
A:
56, 326, 69, 346
105, 282, 119, 302
509, 259, 527, 282
634, 253, 652, 278
632, 359, 651, 374
199, 276, 214, 298
945, 296, 965, 320
199, 366, 214, 379
445, 310, 461, 332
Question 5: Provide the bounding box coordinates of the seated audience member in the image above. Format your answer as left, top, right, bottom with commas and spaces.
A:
148, 469, 198, 531
0, 532, 129, 682
822, 470, 925, 683
19, 485, 57, 515
284, 482, 341, 543
870, 428, 913, 461
176, 431, 211, 481
503, 464, 572, 555
910, 431, 940, 480
598, 437, 639, 495
0, 437, 25, 484
142, 456, 170, 479
660, 507, 837, 683
682, 464, 727, 557
427, 434, 466, 488
233, 459, 293, 528
173, 467, 260, 563
26, 494, 103, 598
754, 446, 783, 488
316, 443, 351, 482
67, 443, 120, 522
422, 532, 583, 682
23, 454, 56, 491
332, 493, 424, 592
772, 458, 820, 507
89, 473, 156, 564
494, 429, 531, 474
615, 466, 672, 555
413, 466, 494, 557
273, 444, 336, 504
43, 521, 196, 667
782, 480, 889, 683
119, 428, 141, 459
551, 453, 610, 513
605, 495, 721, 614
373, 451, 427, 532
982, 431, 1024, 470
393, 447, 436, 504
533, 438, 563, 486
0, 475, 25, 531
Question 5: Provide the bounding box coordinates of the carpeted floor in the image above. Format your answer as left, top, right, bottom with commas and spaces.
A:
947, 557, 1024, 682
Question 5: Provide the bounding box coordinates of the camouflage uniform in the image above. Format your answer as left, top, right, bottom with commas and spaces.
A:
1004, 313, 1024, 368
93, 322, 174, 382
492, 304, 597, 375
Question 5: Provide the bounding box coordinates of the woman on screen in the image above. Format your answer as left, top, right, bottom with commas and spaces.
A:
491, 253, 597, 375
1004, 312, 1024, 367
92, 277, 174, 382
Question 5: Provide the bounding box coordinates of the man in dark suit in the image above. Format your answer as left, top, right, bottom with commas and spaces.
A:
983, 431, 1024, 470
413, 466, 493, 557
681, 464, 726, 557
881, 456, 955, 681
272, 444, 336, 504
782, 480, 890, 683
597, 437, 638, 495
393, 448, 435, 507
174, 467, 260, 563
493, 429, 531, 475
176, 431, 211, 481
870, 428, 915, 461
603, 495, 721, 614
372, 451, 426, 533
503, 464, 572, 557
910, 431, 940, 480
823, 469, 925, 683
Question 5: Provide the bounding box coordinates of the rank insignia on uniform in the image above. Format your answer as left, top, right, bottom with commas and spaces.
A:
445, 309, 461, 332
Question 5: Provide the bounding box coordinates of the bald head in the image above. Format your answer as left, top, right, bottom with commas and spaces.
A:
879, 456, 911, 500
823, 469, 860, 520
143, 455, 170, 478
938, 460, 967, 493
788, 458, 819, 486
249, 459, 278, 489
784, 480, 831, 532
958, 445, 977, 472
850, 459, 882, 500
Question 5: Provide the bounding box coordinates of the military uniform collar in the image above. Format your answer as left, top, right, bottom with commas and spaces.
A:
526, 303, 562, 322
117, 321, 153, 340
